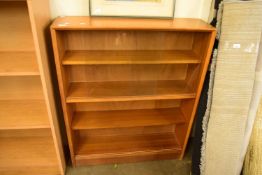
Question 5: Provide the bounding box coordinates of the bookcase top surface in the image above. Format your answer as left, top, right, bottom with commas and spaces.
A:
51, 17, 216, 32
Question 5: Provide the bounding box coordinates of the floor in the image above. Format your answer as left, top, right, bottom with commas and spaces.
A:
66, 145, 192, 175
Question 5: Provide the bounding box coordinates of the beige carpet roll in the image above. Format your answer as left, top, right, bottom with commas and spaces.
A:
203, 1, 262, 175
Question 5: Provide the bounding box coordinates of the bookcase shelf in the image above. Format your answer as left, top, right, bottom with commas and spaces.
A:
66, 80, 196, 103
51, 17, 216, 166
0, 1, 65, 174
62, 50, 201, 65
72, 108, 185, 130
75, 132, 182, 166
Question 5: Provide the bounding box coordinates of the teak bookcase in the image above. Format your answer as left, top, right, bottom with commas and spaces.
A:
51, 17, 216, 166
0, 0, 65, 174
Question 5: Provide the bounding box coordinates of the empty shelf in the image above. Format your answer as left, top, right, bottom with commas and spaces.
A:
75, 132, 181, 165
0, 135, 59, 172
66, 80, 196, 103
0, 51, 39, 76
0, 100, 50, 130
72, 108, 185, 130
62, 50, 201, 65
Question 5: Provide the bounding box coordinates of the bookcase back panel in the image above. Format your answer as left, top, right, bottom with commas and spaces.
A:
0, 129, 59, 171
75, 125, 175, 138
0, 76, 44, 100
62, 31, 194, 51
68, 64, 188, 82
74, 100, 181, 112
0, 128, 51, 138
0, 1, 35, 51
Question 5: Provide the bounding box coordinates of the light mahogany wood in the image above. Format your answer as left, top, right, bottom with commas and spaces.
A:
75, 132, 181, 165
179, 32, 216, 159
0, 1, 34, 51
0, 51, 39, 76
0, 130, 59, 174
0, 167, 60, 175
51, 17, 216, 166
0, 0, 26, 1
64, 31, 194, 51
0, 100, 50, 130
72, 108, 185, 130
68, 64, 188, 82
51, 26, 77, 166
27, 0, 66, 172
77, 125, 176, 137
0, 0, 65, 174
67, 80, 196, 103
51, 17, 215, 31
75, 100, 181, 112
0, 76, 44, 100
63, 50, 200, 65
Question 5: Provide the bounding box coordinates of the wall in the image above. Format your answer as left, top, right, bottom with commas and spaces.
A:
175, 0, 212, 21
50, 0, 213, 21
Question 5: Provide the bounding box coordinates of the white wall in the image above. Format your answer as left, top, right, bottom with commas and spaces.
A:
50, 0, 212, 21
50, 0, 90, 18
175, 0, 213, 21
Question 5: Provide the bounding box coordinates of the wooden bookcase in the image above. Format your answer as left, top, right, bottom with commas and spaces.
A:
0, 0, 65, 174
51, 17, 216, 166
